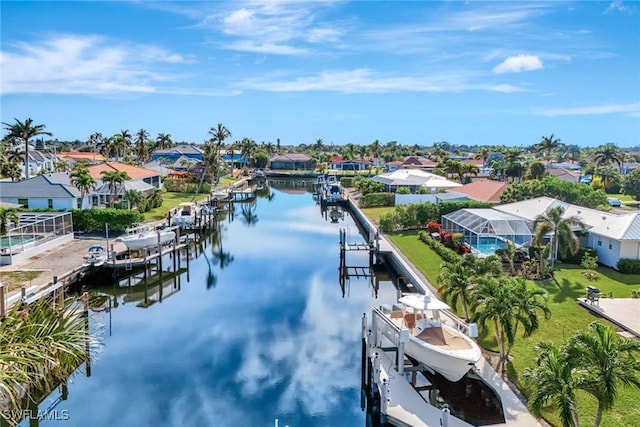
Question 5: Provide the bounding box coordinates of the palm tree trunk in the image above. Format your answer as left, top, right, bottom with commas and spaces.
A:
593, 404, 603, 427
494, 319, 505, 372
552, 233, 558, 268
461, 298, 469, 321
24, 138, 30, 180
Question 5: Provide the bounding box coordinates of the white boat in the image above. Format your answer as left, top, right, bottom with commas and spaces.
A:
84, 245, 106, 267
379, 293, 481, 382
118, 230, 176, 251
171, 202, 198, 228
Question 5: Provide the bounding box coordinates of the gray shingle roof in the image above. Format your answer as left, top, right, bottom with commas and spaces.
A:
0, 175, 79, 198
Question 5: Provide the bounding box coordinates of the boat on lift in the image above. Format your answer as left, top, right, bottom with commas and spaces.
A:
378, 292, 481, 382
117, 230, 176, 251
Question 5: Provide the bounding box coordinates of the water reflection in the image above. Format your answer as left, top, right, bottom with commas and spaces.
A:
20, 183, 398, 427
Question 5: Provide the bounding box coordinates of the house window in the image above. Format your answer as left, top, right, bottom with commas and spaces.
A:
597, 240, 602, 246
17, 198, 28, 208
609, 243, 613, 250
77, 198, 82, 209
48, 199, 54, 209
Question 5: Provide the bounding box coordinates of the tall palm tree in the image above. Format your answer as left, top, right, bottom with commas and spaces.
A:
134, 129, 150, 163
124, 189, 143, 210
437, 257, 474, 320
341, 143, 357, 160
570, 322, 640, 427
524, 341, 581, 427
593, 143, 623, 172
0, 207, 19, 236
100, 170, 130, 207
239, 138, 257, 168
144, 187, 163, 209
475, 147, 491, 167
533, 206, 585, 268
2, 118, 53, 180
369, 139, 382, 166
70, 166, 96, 208
536, 134, 562, 168
117, 129, 132, 161
471, 276, 516, 365
314, 138, 325, 152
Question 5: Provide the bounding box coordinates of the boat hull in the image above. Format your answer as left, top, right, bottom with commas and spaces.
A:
119, 231, 176, 250
404, 328, 481, 382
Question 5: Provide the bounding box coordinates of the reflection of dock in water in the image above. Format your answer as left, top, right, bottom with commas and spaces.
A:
93, 269, 185, 309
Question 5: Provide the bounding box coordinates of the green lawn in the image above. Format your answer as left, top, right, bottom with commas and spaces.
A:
361, 207, 394, 224
143, 192, 205, 221
384, 230, 640, 427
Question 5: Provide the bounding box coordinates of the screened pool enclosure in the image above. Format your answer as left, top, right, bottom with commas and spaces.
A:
442, 209, 533, 256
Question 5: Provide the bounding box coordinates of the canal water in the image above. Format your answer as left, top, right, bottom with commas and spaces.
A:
27, 183, 398, 427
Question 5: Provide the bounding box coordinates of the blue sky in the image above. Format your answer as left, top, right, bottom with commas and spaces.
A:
1, 1, 639, 147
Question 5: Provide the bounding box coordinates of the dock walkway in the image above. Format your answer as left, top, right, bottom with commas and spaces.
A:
577, 298, 640, 337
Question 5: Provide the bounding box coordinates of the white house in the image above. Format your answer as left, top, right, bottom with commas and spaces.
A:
494, 197, 640, 268
0, 175, 83, 210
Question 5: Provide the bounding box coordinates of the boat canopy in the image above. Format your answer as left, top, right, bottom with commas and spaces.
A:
399, 293, 450, 311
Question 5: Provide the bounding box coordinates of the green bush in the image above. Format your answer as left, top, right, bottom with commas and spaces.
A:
617, 258, 640, 274
379, 200, 493, 231
418, 231, 461, 263
379, 211, 399, 232
72, 208, 144, 233
360, 192, 395, 208
396, 186, 411, 194
340, 177, 354, 188
558, 247, 598, 265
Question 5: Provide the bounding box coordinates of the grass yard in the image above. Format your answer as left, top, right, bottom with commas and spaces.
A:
143, 192, 203, 221
384, 230, 640, 427
0, 271, 43, 292
360, 207, 394, 224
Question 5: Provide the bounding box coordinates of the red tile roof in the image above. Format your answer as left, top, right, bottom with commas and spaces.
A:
59, 151, 105, 162
88, 162, 160, 180
452, 179, 508, 203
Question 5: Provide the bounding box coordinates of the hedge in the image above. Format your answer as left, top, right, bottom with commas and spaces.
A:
378, 200, 492, 231
418, 231, 461, 263
617, 258, 640, 274
72, 208, 144, 233
340, 177, 354, 188
360, 192, 395, 208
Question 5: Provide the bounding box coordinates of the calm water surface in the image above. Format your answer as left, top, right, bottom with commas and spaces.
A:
29, 185, 398, 427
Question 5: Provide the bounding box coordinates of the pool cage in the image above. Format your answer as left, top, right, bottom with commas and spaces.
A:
1, 212, 73, 257
441, 209, 533, 255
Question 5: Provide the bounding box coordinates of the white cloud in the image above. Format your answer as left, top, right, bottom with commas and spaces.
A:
0, 34, 189, 95
493, 54, 543, 74
239, 68, 523, 94
534, 102, 640, 117
605, 0, 636, 14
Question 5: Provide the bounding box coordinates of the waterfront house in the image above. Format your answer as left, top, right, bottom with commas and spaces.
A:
268, 153, 314, 170
0, 174, 83, 210
494, 197, 640, 268
449, 180, 508, 204
87, 162, 162, 188
329, 158, 371, 171
371, 169, 461, 193
150, 144, 203, 164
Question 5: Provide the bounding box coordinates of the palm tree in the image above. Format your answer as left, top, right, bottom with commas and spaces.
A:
0, 297, 98, 416
505, 277, 550, 359
369, 139, 382, 166
124, 189, 143, 210
3, 161, 23, 181
593, 143, 623, 172
100, 170, 130, 207
70, 166, 96, 208
471, 276, 516, 366
134, 129, 150, 163
0, 208, 19, 236
528, 161, 546, 180
475, 147, 491, 167
87, 132, 103, 160
437, 257, 474, 321
239, 138, 257, 168
536, 134, 562, 168
341, 143, 357, 160
524, 341, 581, 427
533, 206, 585, 268
144, 187, 163, 209
570, 322, 640, 427
314, 138, 325, 152
2, 118, 53, 180
156, 133, 173, 150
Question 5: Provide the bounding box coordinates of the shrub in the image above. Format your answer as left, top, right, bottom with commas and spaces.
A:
340, 177, 354, 188
379, 211, 399, 232
72, 208, 144, 233
617, 258, 640, 274
360, 192, 395, 208
418, 231, 461, 263
396, 186, 411, 194
163, 177, 211, 194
